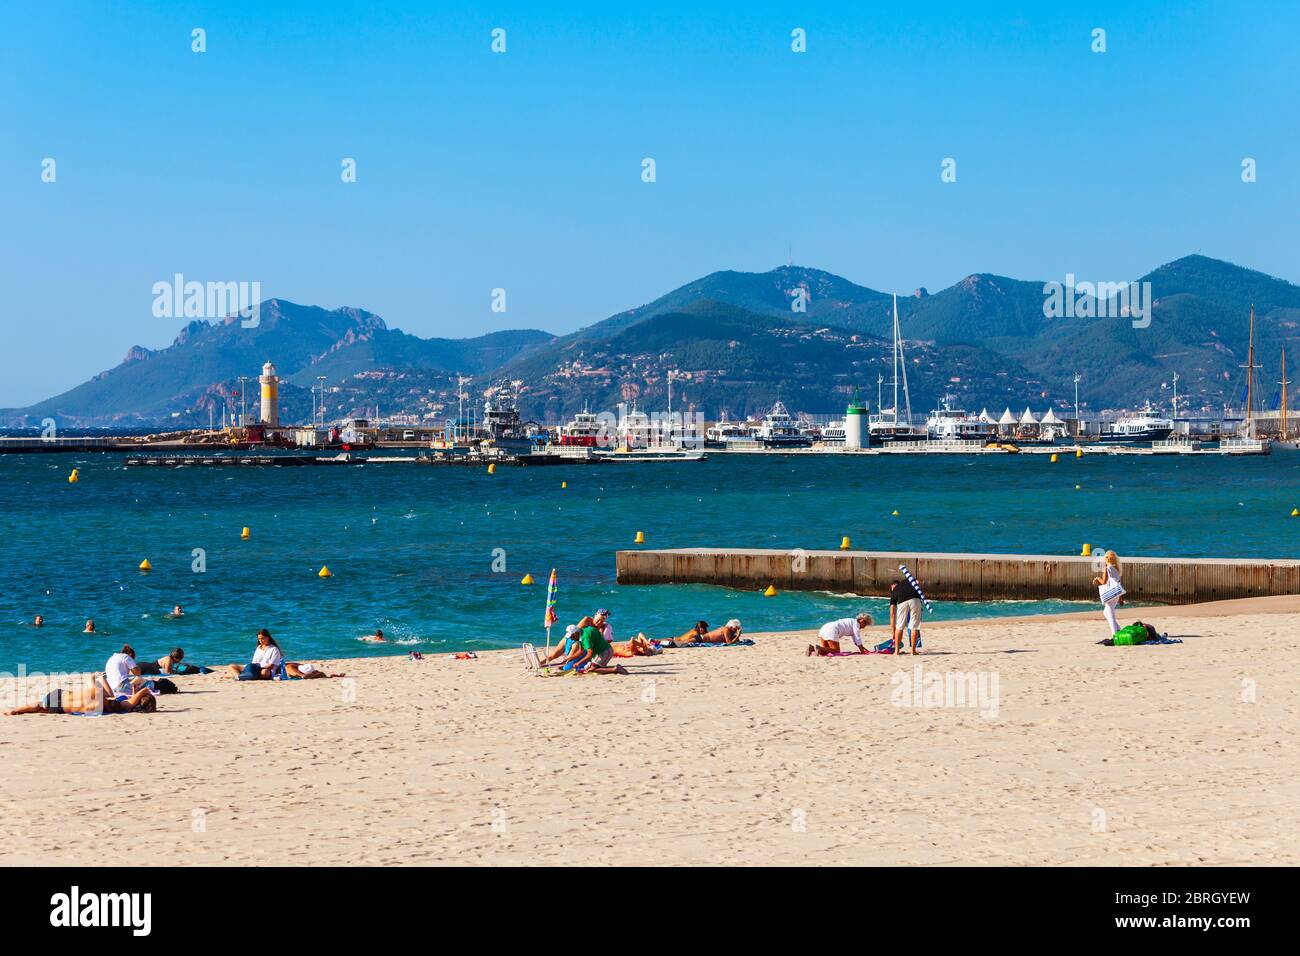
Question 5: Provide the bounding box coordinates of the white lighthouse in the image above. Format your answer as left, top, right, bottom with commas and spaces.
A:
844, 386, 867, 450
259, 361, 280, 427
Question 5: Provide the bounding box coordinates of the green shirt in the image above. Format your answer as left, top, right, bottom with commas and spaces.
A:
580, 625, 611, 655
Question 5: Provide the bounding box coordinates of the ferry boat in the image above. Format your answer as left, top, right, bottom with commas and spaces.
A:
558, 406, 611, 448
754, 401, 811, 448
819, 420, 847, 444
705, 415, 756, 446
925, 395, 995, 442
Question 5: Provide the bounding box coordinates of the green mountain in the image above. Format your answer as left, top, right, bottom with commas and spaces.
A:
8, 254, 1298, 427
5, 300, 552, 426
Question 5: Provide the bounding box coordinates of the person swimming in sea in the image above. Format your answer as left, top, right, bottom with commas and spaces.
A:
168, 605, 184, 618
360, 628, 386, 643
83, 619, 96, 634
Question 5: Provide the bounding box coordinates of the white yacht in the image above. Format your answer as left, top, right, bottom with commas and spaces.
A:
706, 415, 756, 446
1098, 410, 1174, 443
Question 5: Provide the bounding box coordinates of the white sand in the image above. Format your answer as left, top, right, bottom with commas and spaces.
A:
1, 597, 1297, 866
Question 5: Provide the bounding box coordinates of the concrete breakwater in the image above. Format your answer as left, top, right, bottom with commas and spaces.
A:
616, 548, 1300, 605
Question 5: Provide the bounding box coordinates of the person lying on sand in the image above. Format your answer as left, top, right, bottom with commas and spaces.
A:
808, 613, 873, 656
226, 629, 284, 680
284, 662, 346, 679
6, 685, 157, 717
611, 634, 660, 657
557, 624, 629, 675
137, 647, 188, 675
646, 621, 709, 647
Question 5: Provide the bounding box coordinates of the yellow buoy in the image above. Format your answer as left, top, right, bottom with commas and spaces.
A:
891, 509, 899, 517
240, 527, 251, 540
521, 573, 534, 585
487, 463, 496, 475
68, 469, 79, 484
318, 566, 332, 578
634, 531, 645, 544
1292, 508, 1299, 517
138, 559, 152, 571
561, 481, 567, 489
1081, 543, 1092, 557
840, 535, 851, 550
763, 584, 778, 597
1076, 448, 1083, 458
1050, 453, 1058, 463
1075, 484, 1081, 490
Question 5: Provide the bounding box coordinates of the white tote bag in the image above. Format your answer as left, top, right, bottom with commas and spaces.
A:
1098, 569, 1125, 605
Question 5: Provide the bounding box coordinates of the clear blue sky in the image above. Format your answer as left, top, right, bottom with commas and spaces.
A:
2, 1, 1296, 407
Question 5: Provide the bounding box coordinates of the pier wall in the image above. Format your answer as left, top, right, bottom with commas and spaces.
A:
615, 548, 1300, 605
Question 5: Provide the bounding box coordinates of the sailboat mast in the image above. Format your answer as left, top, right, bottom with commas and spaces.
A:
895, 293, 913, 423
891, 294, 900, 423
1280, 348, 1290, 440
1245, 304, 1257, 437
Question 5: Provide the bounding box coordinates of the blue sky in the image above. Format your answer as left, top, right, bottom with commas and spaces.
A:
2, 1, 1297, 406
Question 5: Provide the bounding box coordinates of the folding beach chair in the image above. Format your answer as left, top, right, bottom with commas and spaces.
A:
522, 643, 542, 672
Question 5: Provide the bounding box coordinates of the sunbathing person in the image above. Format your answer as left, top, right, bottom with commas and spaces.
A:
284, 661, 347, 679
700, 619, 744, 644
807, 613, 874, 656
611, 634, 660, 658
643, 621, 709, 647
6, 684, 157, 717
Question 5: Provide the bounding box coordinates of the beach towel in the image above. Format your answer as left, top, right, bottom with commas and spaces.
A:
654, 639, 755, 649
1138, 636, 1183, 645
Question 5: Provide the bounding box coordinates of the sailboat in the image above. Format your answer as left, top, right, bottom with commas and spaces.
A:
1221, 304, 1271, 453
1274, 347, 1299, 450
868, 293, 928, 445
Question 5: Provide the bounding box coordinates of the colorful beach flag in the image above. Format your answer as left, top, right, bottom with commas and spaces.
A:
898, 564, 934, 612
543, 568, 558, 629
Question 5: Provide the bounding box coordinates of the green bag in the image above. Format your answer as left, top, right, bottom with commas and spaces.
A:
1112, 622, 1148, 646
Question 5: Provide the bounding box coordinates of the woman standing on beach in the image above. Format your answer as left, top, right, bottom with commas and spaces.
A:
1093, 551, 1125, 635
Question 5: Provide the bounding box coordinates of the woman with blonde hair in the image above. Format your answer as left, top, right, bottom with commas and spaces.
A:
1092, 550, 1125, 634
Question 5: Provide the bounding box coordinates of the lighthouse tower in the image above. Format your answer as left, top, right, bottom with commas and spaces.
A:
259, 361, 280, 427
844, 386, 867, 450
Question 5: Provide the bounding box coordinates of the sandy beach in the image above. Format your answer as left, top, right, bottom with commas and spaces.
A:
2, 597, 1297, 866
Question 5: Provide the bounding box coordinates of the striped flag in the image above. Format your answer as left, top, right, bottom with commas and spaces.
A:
898, 564, 933, 612
543, 568, 558, 630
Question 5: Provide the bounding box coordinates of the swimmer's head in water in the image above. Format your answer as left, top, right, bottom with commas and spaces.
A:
375, 629, 384, 638
33, 616, 42, 626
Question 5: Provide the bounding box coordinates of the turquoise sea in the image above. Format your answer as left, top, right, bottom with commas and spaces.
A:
1, 451, 1296, 673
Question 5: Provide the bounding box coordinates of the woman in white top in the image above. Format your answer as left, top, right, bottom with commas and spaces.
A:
227, 629, 284, 680
807, 613, 873, 656
1092, 551, 1124, 635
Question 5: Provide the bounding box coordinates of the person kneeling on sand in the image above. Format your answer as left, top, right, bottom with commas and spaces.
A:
558, 624, 628, 675
6, 684, 157, 717
808, 613, 873, 656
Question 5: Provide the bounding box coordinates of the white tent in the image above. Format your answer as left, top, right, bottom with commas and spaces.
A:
978, 408, 993, 423
998, 408, 1016, 426
1040, 408, 1063, 425
1020, 408, 1039, 425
